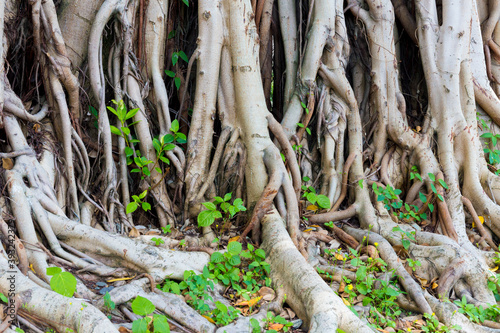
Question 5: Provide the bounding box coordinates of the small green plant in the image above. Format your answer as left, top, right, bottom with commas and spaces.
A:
46, 267, 77, 298
409, 165, 423, 182
103, 291, 115, 315
131, 296, 170, 333
453, 295, 500, 324
249, 312, 293, 333
407, 258, 421, 271
197, 193, 246, 228
108, 100, 185, 214
161, 225, 172, 234
160, 241, 270, 325
421, 312, 461, 332
151, 237, 165, 246
392, 226, 416, 250
165, 51, 189, 89
338, 248, 403, 330
127, 190, 151, 214
481, 132, 500, 174
211, 301, 240, 326
301, 177, 331, 210
296, 122, 311, 135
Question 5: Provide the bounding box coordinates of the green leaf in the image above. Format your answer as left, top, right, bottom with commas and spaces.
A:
220, 202, 230, 213
176, 132, 187, 143
227, 241, 242, 256
174, 77, 181, 90
124, 147, 134, 157
198, 210, 215, 227
255, 248, 266, 259
215, 301, 227, 313
121, 127, 130, 136
211, 252, 224, 263
438, 179, 448, 190
182, 0, 189, 6
402, 239, 411, 250
428, 173, 436, 182
165, 70, 176, 78
172, 53, 179, 66
142, 202, 151, 211
171, 119, 180, 133
110, 126, 122, 136
107, 106, 118, 117
0, 293, 7, 303
296, 122, 304, 128
125, 108, 140, 120
419, 192, 427, 203
316, 195, 331, 209
167, 30, 176, 39
179, 51, 189, 63
202, 202, 217, 211
437, 194, 444, 201
306, 192, 317, 205
153, 314, 170, 333
224, 192, 232, 201
50, 271, 77, 297
228, 255, 241, 266
428, 203, 434, 212
131, 296, 155, 316
358, 179, 363, 188
250, 318, 261, 330
430, 183, 437, 194
306, 127, 311, 135
126, 202, 139, 214
104, 291, 115, 310
132, 317, 151, 333
162, 134, 175, 144
233, 198, 246, 211
46, 267, 62, 276
481, 133, 493, 138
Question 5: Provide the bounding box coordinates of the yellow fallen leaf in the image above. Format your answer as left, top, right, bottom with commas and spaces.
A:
432, 282, 438, 289
202, 315, 216, 324
269, 323, 284, 330
228, 236, 240, 243
30, 264, 35, 273
342, 297, 350, 306
304, 228, 314, 232
2, 158, 13, 170
236, 296, 262, 307
106, 275, 136, 283
335, 253, 344, 261
248, 296, 262, 307
490, 266, 499, 272
306, 205, 318, 211
479, 216, 485, 224
310, 225, 321, 228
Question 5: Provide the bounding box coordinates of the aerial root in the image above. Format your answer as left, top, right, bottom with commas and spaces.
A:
462, 196, 499, 251
267, 115, 301, 199
261, 209, 372, 333
329, 151, 356, 212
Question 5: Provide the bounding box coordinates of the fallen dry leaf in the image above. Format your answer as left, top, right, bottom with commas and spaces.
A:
269, 323, 284, 330
128, 227, 140, 238
2, 158, 13, 170
202, 315, 215, 323
258, 286, 276, 301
